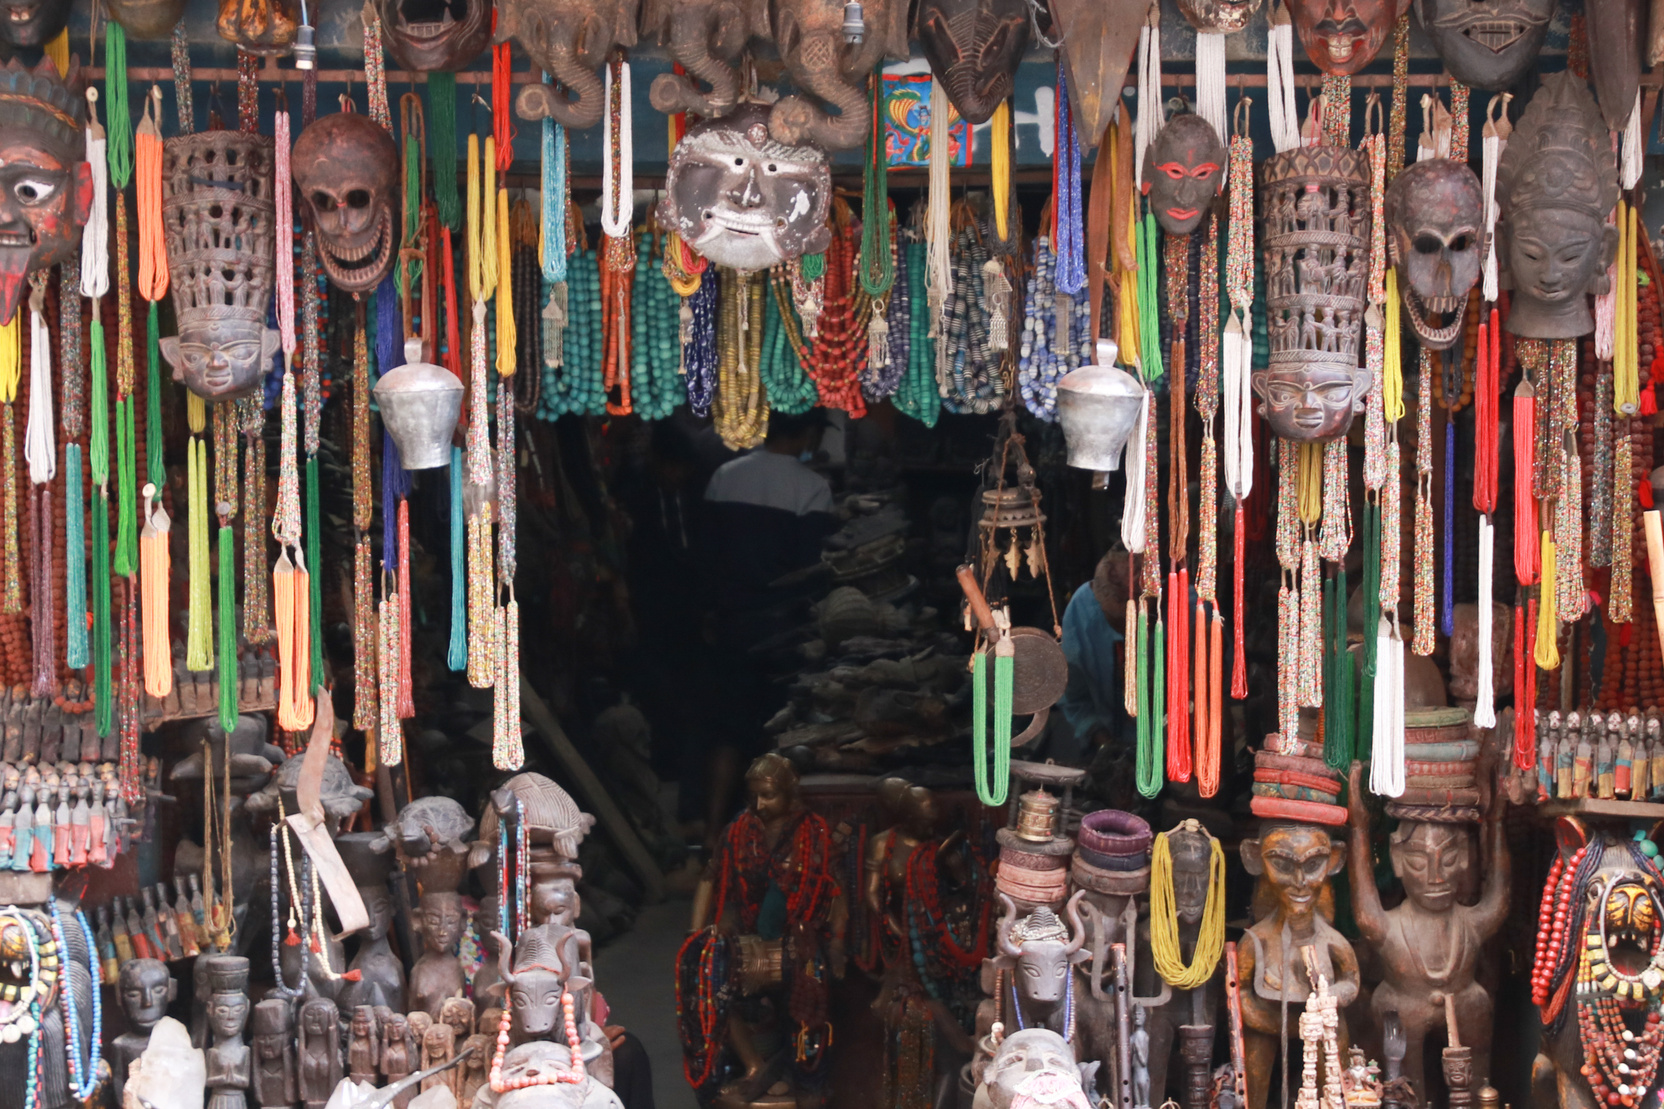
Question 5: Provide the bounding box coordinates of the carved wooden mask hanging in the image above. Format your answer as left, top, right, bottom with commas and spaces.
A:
659, 103, 832, 272
217, 0, 298, 53
915, 0, 1032, 126
1286, 0, 1409, 74
767, 0, 910, 149
1585, 0, 1646, 130
0, 59, 89, 327
0, 0, 72, 50
1254, 145, 1372, 441
1141, 114, 1226, 237
1177, 0, 1264, 33
1384, 158, 1483, 350
1496, 72, 1619, 339
160, 131, 279, 402
496, 0, 639, 129
376, 0, 493, 71
291, 113, 399, 295
105, 0, 188, 38
1412, 0, 1553, 90
1052, 0, 1153, 146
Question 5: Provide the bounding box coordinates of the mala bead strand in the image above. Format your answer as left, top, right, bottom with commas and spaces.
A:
763, 271, 819, 416
894, 236, 940, 427
712, 270, 769, 450
804, 214, 869, 417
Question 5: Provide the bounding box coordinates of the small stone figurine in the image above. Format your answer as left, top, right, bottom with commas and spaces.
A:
381, 1011, 416, 1109
203, 955, 253, 1109
250, 998, 298, 1109
298, 997, 342, 1109
112, 958, 176, 1101
419, 1021, 456, 1093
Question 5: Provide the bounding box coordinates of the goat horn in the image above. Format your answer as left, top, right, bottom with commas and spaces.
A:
997, 893, 1022, 959
491, 930, 517, 987
1062, 890, 1087, 954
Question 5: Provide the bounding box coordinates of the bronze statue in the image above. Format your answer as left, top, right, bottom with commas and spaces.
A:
203, 957, 253, 1109
113, 958, 177, 1102
250, 999, 298, 1109
1384, 159, 1484, 350
0, 59, 90, 328
1236, 823, 1360, 1109
1497, 72, 1620, 339
915, 0, 1032, 125
1141, 114, 1227, 237
160, 130, 278, 402
1413, 0, 1553, 89
495, 0, 639, 129
290, 113, 399, 296
410, 891, 467, 1017
1285, 0, 1409, 72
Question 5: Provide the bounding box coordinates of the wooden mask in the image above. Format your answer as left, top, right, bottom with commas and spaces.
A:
1585, 0, 1646, 130
1177, 0, 1263, 33
0, 58, 90, 327
1254, 145, 1372, 441
916, 0, 1032, 126
291, 113, 400, 294
1286, 0, 1409, 73
217, 0, 298, 53
0, 0, 72, 50
496, 0, 639, 129
161, 131, 279, 402
375, 0, 493, 70
1496, 72, 1619, 339
1412, 0, 1553, 90
105, 0, 189, 38
1384, 158, 1483, 350
1140, 114, 1226, 237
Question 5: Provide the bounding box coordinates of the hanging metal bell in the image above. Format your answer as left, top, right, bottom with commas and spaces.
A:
1057, 339, 1144, 473
373, 339, 464, 470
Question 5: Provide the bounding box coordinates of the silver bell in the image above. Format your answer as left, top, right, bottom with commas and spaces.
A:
373, 339, 464, 470
1056, 339, 1143, 474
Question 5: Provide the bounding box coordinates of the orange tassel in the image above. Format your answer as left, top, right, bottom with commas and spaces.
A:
1193, 598, 1209, 788
275, 549, 315, 732
1199, 611, 1224, 798
139, 485, 171, 698
290, 554, 312, 726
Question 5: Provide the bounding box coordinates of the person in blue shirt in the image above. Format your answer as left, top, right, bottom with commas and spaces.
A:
1056, 551, 1134, 773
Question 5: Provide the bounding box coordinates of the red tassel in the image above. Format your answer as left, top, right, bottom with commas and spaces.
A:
344, 970, 363, 982
1642, 382, 1658, 415
1232, 505, 1247, 699
1513, 605, 1532, 768
1641, 479, 1656, 510
285, 928, 301, 947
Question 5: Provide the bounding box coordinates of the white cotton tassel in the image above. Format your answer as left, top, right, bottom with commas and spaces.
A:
1480, 94, 1509, 303
81, 91, 109, 299
1121, 388, 1150, 554
1134, 12, 1162, 190
1622, 90, 1644, 190
1222, 311, 1254, 501
600, 61, 633, 239
1266, 8, 1300, 154
1370, 617, 1406, 797
24, 295, 52, 486
1474, 515, 1496, 729
1596, 200, 1618, 360
926, 79, 954, 333
1195, 33, 1228, 142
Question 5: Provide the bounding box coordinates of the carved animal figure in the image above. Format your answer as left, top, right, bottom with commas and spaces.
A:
492, 0, 638, 129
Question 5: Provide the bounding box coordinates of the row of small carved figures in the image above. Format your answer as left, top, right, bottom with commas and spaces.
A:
96, 875, 212, 972
1264, 249, 1369, 303
0, 758, 152, 870
1266, 306, 1365, 356
1532, 708, 1664, 802
1261, 186, 1372, 239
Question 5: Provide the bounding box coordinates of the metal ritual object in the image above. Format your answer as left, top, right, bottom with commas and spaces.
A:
1057, 340, 1144, 473
374, 339, 465, 470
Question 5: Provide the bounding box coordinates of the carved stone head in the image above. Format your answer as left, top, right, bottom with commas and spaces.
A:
292, 113, 399, 294
0, 0, 72, 51
105, 0, 189, 38
660, 104, 832, 274
203, 956, 251, 1041
493, 927, 574, 1043
979, 1029, 1094, 1109
160, 130, 278, 402
0, 59, 89, 327
376, 0, 491, 71
916, 0, 1032, 126
119, 958, 176, 1032
1384, 158, 1484, 350
1497, 72, 1620, 339
1240, 822, 1345, 925
1388, 821, 1471, 913
1176, 0, 1264, 33
1286, 0, 1409, 72
1141, 114, 1226, 236
1413, 0, 1553, 89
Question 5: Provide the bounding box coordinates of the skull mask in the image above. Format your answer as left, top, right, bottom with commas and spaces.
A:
1413, 0, 1553, 90
0, 0, 71, 50
1177, 0, 1264, 33
916, 0, 1032, 126
0, 58, 89, 327
375, 0, 492, 72
1141, 114, 1226, 236
105, 0, 189, 38
1384, 158, 1483, 350
1286, 0, 1409, 73
659, 103, 833, 273
291, 113, 399, 294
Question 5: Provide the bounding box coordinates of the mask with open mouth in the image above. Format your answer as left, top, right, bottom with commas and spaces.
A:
1176, 0, 1263, 33
659, 103, 832, 273
291, 112, 399, 295
0, 0, 69, 50
376, 0, 491, 71
1384, 158, 1483, 350
0, 57, 89, 328
1141, 113, 1226, 236
1255, 144, 1372, 441
1286, 0, 1409, 73
160, 130, 280, 402
1413, 0, 1553, 90
216, 0, 297, 54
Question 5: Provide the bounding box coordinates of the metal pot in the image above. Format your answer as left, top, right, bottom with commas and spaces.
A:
373, 340, 464, 470
1056, 341, 1144, 472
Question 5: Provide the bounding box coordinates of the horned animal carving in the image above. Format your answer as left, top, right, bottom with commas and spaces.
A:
494, 0, 639, 129
992, 892, 1089, 1033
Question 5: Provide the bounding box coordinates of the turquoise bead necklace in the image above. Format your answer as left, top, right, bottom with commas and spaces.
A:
760, 270, 819, 415
892, 237, 940, 427
630, 232, 683, 420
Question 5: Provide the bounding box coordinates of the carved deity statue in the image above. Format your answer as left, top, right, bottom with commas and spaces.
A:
250, 999, 297, 1109
113, 958, 177, 1102
203, 957, 252, 1109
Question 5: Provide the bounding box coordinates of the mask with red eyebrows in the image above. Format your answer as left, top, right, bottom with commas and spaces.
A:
1140, 114, 1226, 236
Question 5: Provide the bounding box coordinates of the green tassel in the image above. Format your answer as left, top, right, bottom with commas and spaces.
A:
217, 524, 237, 733
799, 252, 825, 281
64, 445, 87, 669
92, 490, 111, 737
306, 454, 323, 693
1358, 503, 1380, 758
427, 71, 462, 231
447, 448, 466, 672
1324, 565, 1354, 771
146, 302, 163, 491
89, 319, 108, 484
105, 22, 133, 190
113, 396, 136, 577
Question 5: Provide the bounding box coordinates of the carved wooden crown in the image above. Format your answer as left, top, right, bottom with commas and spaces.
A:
1498, 72, 1618, 224
161, 132, 276, 321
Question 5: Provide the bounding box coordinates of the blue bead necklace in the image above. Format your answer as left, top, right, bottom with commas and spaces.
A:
683, 270, 719, 416
51, 902, 102, 1102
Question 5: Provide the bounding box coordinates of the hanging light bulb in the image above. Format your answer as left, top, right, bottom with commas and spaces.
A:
842, 0, 865, 44
293, 0, 317, 69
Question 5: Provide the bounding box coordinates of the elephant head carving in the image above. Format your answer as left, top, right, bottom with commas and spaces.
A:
641, 0, 757, 118
768, 0, 910, 150
495, 0, 639, 129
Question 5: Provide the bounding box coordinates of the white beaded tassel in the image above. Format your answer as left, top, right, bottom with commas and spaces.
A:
82, 90, 109, 298
1370, 617, 1406, 796
1222, 312, 1254, 501
600, 60, 633, 240
1474, 515, 1496, 728
1480, 94, 1510, 303
1195, 33, 1228, 141
1622, 90, 1644, 190
1134, 9, 1163, 189
926, 78, 954, 354
1266, 6, 1300, 153
1121, 388, 1150, 554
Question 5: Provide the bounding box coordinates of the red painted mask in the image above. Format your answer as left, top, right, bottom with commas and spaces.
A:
1140, 114, 1226, 236
1287, 0, 1409, 74
0, 58, 89, 327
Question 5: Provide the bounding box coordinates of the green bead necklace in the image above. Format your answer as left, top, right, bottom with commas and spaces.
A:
892, 239, 940, 427
760, 272, 818, 415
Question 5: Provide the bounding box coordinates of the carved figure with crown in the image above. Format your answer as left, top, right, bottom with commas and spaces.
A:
0, 57, 90, 328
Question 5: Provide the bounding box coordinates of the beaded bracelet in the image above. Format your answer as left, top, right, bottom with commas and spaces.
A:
1077, 809, 1153, 857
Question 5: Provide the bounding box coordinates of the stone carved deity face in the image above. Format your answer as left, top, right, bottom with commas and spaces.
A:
159, 316, 281, 402
1413, 0, 1554, 89
660, 104, 833, 273
0, 0, 72, 51
209, 992, 250, 1040
119, 959, 176, 1031
1389, 821, 1470, 913
1141, 115, 1226, 237
1286, 0, 1409, 73
291, 114, 399, 294
0, 59, 89, 326
375, 0, 492, 71
1176, 0, 1264, 33
1251, 364, 1371, 442
1385, 158, 1484, 350
1501, 207, 1615, 338
916, 0, 1032, 126
419, 892, 467, 953
1241, 823, 1345, 925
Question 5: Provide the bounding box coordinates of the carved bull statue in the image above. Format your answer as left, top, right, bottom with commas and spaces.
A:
493, 927, 614, 1088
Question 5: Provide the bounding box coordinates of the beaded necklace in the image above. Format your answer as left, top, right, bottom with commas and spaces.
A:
804, 211, 869, 416
682, 268, 718, 417
489, 990, 586, 1092
943, 221, 1003, 415
49, 904, 99, 1102
1223, 100, 1255, 701
892, 235, 941, 427
764, 269, 819, 415
1018, 233, 1087, 421
1163, 228, 1193, 785
629, 230, 683, 420
713, 269, 769, 450
1194, 213, 1223, 796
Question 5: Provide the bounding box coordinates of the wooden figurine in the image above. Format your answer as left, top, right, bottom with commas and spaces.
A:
250, 999, 298, 1109
347, 1005, 380, 1086
202, 956, 252, 1109
297, 998, 342, 1109
409, 891, 468, 1018
112, 959, 177, 1102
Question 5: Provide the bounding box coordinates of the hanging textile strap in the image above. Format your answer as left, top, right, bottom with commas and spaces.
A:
275, 109, 295, 355
1134, 7, 1162, 187
185, 434, 211, 672
362, 0, 392, 132
1514, 380, 1539, 584
1266, 5, 1300, 154
1480, 95, 1510, 302
492, 13, 515, 171
216, 516, 237, 735
1054, 61, 1085, 297
82, 93, 108, 299
1474, 516, 1496, 728
1370, 615, 1405, 797
93, 485, 112, 735
447, 447, 467, 672
140, 484, 171, 699
1194, 33, 1228, 140
600, 57, 633, 240
23, 288, 52, 486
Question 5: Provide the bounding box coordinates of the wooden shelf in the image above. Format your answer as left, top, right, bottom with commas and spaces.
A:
1538, 798, 1664, 820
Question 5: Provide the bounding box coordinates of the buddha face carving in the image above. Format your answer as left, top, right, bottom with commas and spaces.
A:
1498, 73, 1619, 339
375, 0, 492, 72
160, 316, 281, 401
1413, 0, 1553, 90
0, 58, 89, 327
291, 113, 399, 294
1141, 114, 1226, 236
105, 0, 190, 39
916, 0, 1032, 126
1251, 364, 1371, 441
0, 0, 72, 51
1286, 0, 1408, 73
1176, 0, 1264, 33
1384, 158, 1483, 350
659, 104, 832, 273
